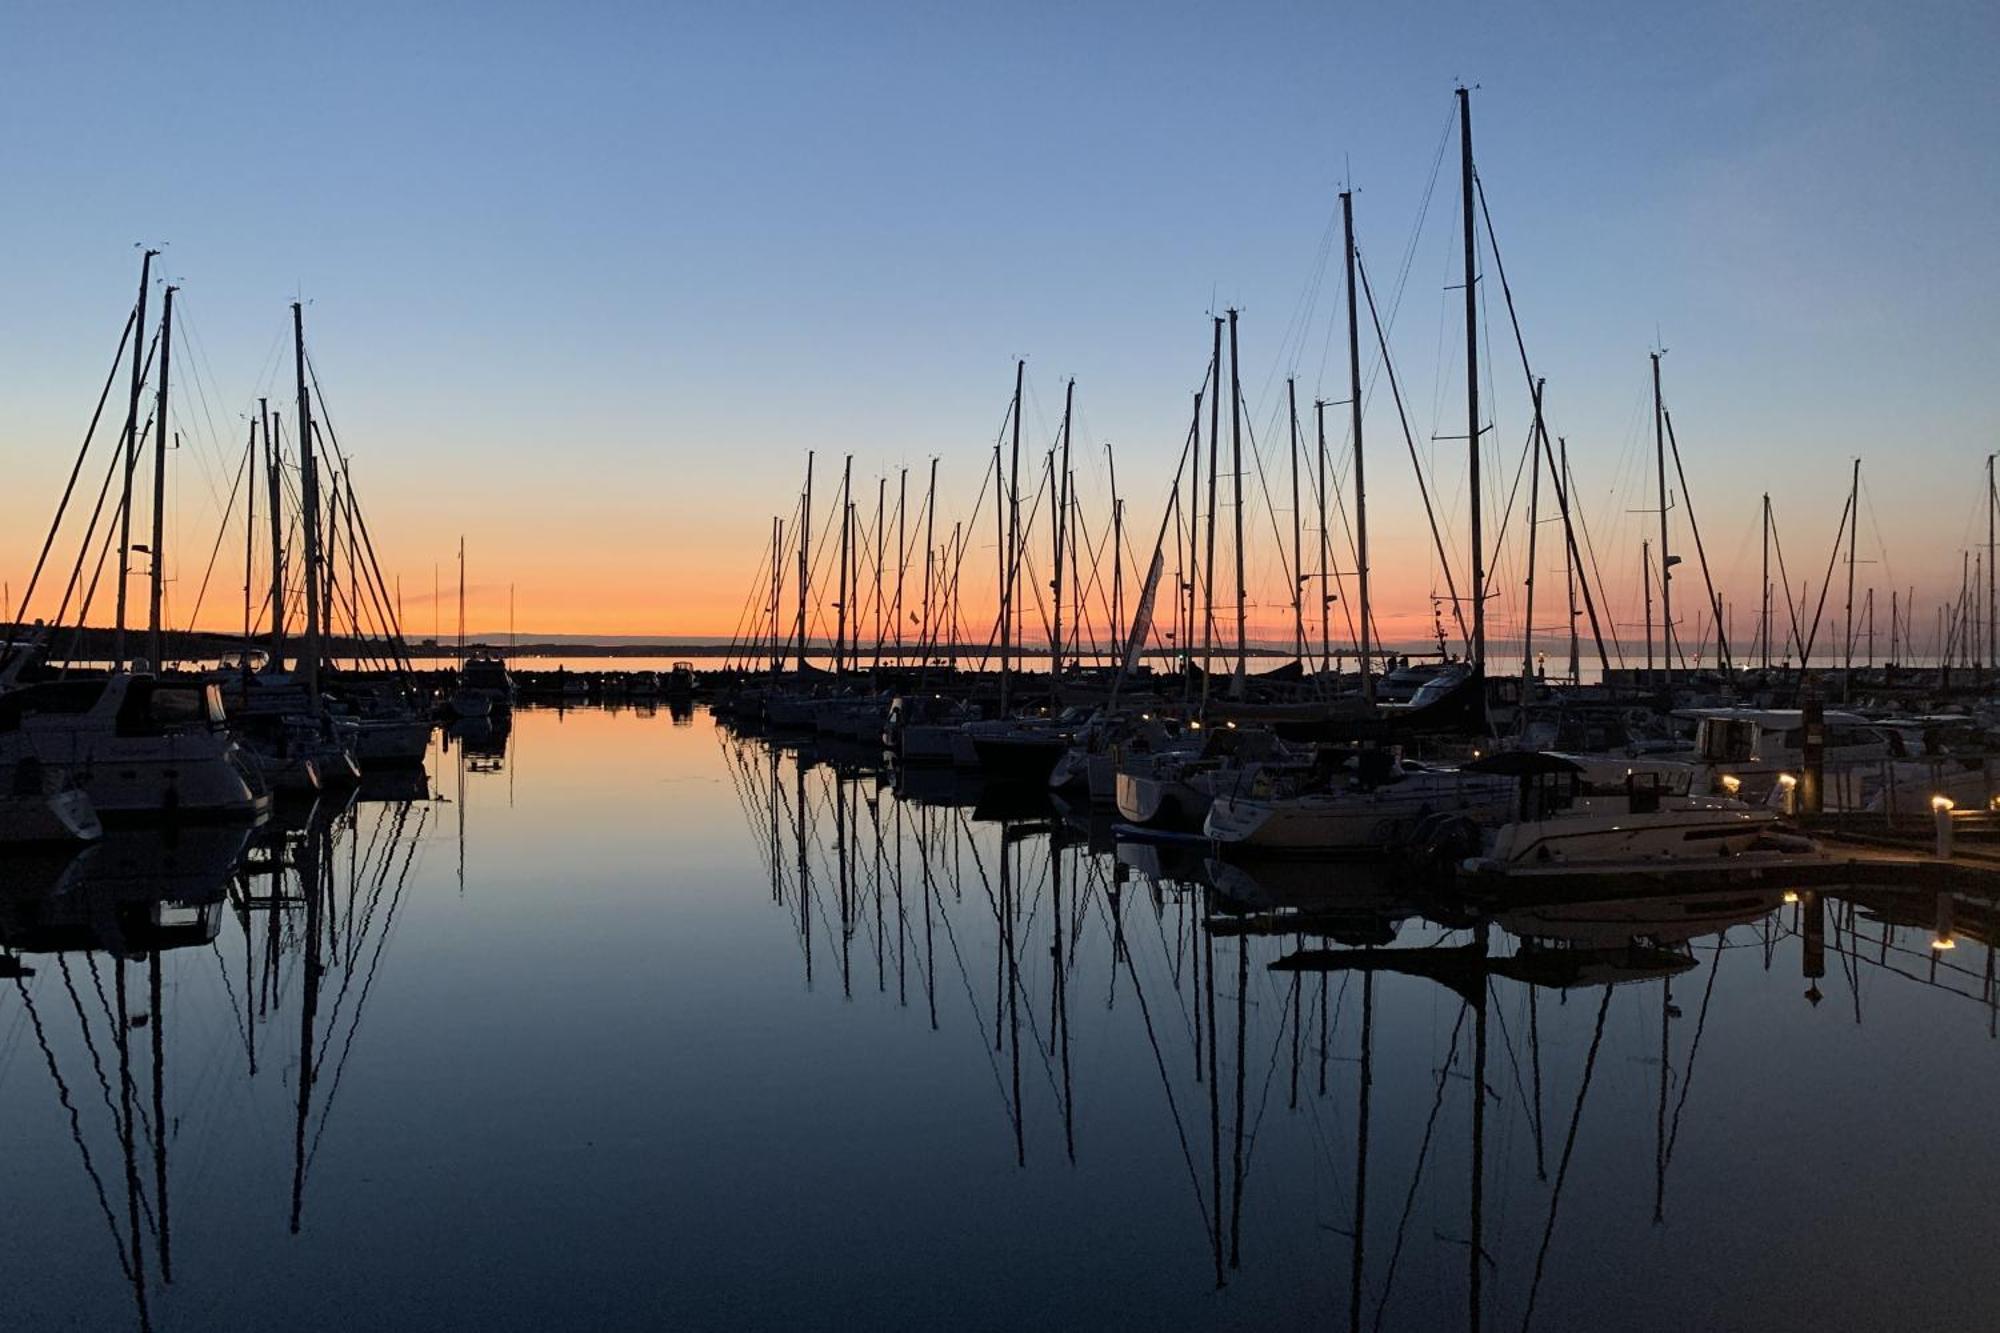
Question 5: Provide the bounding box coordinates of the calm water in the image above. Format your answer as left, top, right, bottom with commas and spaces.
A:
3, 704, 1996, 1331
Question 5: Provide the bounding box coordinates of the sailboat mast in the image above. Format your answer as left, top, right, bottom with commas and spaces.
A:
873, 474, 885, 670
1054, 379, 1073, 693
1227, 310, 1247, 686
456, 536, 465, 669
770, 515, 783, 674
950, 519, 963, 669
894, 467, 907, 667
243, 417, 256, 678
1203, 317, 1221, 711
324, 472, 341, 656
1316, 399, 1331, 673
1343, 189, 1372, 701
146, 285, 176, 670
1287, 379, 1303, 664
1988, 452, 1996, 676
1761, 492, 1772, 669
1186, 390, 1202, 685
1459, 87, 1486, 670
1563, 439, 1579, 683
114, 248, 156, 671
1653, 351, 1672, 684
1843, 457, 1859, 702
293, 302, 322, 699
264, 401, 284, 670
796, 452, 813, 673
1643, 539, 1654, 676
1001, 360, 1023, 715
1108, 442, 1123, 668
922, 457, 937, 663
1523, 378, 1544, 685
836, 455, 851, 675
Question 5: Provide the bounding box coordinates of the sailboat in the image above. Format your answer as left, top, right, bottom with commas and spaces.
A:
448, 538, 509, 717
215, 306, 367, 794
0, 260, 264, 823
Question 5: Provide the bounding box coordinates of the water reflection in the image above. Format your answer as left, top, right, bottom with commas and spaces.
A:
718, 718, 2000, 1332
5, 708, 1998, 1330
0, 787, 432, 1332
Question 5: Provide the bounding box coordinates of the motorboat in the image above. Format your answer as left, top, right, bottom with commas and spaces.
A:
884, 694, 976, 764
0, 674, 265, 821
1048, 714, 1182, 808
1115, 724, 1308, 831
1462, 752, 1805, 874
460, 656, 516, 710
968, 714, 1077, 785
1204, 749, 1516, 856
1675, 706, 1894, 800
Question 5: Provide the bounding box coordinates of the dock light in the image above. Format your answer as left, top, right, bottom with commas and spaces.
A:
1782, 890, 1800, 905
1776, 772, 1798, 817
1932, 795, 1956, 813
1935, 795, 1956, 860
1719, 774, 1742, 796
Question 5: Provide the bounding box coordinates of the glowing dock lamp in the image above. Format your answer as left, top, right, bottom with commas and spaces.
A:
1719, 773, 1742, 797
1933, 892, 1958, 951
1782, 890, 1801, 905
1934, 794, 1956, 860
1776, 772, 1799, 817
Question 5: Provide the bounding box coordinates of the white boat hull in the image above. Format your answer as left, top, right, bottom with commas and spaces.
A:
1206, 777, 1516, 854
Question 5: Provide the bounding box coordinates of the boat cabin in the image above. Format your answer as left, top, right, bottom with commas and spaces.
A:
1469, 751, 1701, 821
0, 675, 227, 738
1679, 707, 1891, 787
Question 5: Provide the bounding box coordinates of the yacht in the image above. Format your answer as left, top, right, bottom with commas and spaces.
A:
459, 656, 516, 710
967, 713, 1078, 785
884, 694, 976, 764
1676, 706, 1893, 799
1204, 750, 1516, 856
1463, 753, 1803, 874
1115, 725, 1308, 831
0, 674, 265, 821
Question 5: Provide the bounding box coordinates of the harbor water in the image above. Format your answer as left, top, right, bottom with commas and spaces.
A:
2, 704, 1996, 1330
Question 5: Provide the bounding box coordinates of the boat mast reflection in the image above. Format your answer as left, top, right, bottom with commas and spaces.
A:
0, 783, 429, 1332
719, 723, 2000, 1330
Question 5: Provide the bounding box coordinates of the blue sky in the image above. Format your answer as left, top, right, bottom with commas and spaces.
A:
2, 1, 1994, 646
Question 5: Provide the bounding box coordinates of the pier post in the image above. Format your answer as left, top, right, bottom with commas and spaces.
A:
1934, 796, 1955, 860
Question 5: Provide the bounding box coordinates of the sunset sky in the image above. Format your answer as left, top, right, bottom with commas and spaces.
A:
2, 2, 1995, 658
